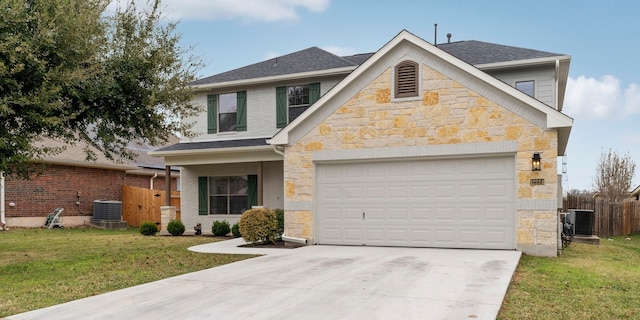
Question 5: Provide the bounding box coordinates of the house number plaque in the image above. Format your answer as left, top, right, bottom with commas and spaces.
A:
530, 178, 545, 186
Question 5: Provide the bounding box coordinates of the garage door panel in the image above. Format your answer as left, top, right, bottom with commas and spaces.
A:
323, 228, 343, 242
459, 183, 482, 199
410, 207, 433, 221
322, 207, 343, 221
366, 186, 385, 199
458, 229, 482, 245
364, 207, 385, 221
434, 207, 456, 223
459, 207, 481, 223
365, 228, 388, 244
388, 207, 409, 220
318, 186, 343, 201
345, 228, 364, 242
409, 184, 431, 198
434, 229, 456, 245
388, 185, 409, 199
316, 156, 515, 249
434, 184, 456, 199
388, 228, 410, 242
344, 186, 364, 200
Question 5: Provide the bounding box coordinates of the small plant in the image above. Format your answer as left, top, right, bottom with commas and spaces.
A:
239, 207, 278, 244
139, 221, 158, 236
167, 219, 185, 236
274, 208, 284, 238
231, 222, 241, 238
211, 220, 231, 236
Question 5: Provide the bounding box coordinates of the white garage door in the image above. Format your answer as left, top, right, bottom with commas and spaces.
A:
315, 156, 516, 249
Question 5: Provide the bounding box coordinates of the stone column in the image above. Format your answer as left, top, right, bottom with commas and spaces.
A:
160, 206, 177, 231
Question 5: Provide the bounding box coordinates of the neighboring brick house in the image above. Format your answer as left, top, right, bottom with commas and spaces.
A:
152, 30, 573, 257
5, 140, 178, 228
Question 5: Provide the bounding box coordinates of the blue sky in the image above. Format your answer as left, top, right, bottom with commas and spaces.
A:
158, 0, 640, 191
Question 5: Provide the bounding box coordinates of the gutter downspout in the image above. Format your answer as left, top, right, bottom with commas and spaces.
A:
1, 171, 5, 228
282, 234, 307, 244
272, 145, 285, 156
555, 59, 560, 110
150, 173, 158, 190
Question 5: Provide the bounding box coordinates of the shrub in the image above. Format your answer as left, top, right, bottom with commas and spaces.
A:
139, 221, 158, 236
274, 208, 284, 238
231, 222, 241, 238
167, 219, 185, 236
239, 207, 278, 244
211, 220, 231, 236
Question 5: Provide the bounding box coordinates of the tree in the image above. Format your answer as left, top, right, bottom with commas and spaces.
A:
594, 149, 636, 202
0, 0, 201, 178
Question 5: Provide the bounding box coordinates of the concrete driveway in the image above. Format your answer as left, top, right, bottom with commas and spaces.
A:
8, 239, 521, 320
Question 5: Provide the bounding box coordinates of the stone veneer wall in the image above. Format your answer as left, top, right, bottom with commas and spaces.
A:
283, 65, 559, 256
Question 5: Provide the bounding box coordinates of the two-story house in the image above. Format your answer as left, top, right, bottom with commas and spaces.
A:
151, 30, 572, 257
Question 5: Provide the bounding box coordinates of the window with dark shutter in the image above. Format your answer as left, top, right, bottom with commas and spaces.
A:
395, 61, 418, 98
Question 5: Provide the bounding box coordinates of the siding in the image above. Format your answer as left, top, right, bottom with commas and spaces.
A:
488, 66, 556, 108
185, 75, 346, 142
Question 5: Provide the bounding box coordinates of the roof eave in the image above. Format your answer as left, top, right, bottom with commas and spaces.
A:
190, 66, 357, 92
149, 144, 274, 157
41, 159, 138, 171
475, 55, 571, 70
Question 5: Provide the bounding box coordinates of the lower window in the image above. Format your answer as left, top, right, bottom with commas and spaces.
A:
209, 176, 247, 214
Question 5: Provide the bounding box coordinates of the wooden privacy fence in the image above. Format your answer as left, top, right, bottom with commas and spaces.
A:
564, 195, 640, 238
122, 185, 180, 227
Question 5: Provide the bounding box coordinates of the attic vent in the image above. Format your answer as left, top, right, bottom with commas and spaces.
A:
395, 61, 419, 98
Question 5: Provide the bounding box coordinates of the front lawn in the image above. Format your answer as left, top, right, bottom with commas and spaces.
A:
498, 235, 640, 319
0, 227, 256, 318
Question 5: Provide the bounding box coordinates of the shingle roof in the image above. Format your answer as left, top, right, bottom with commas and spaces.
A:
437, 40, 563, 65
154, 138, 269, 152
192, 40, 564, 86
191, 47, 358, 86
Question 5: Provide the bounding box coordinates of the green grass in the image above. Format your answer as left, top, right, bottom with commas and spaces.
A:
498, 235, 640, 319
0, 227, 256, 318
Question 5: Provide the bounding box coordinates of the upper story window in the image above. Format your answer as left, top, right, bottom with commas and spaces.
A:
276, 82, 320, 128
288, 85, 310, 122
395, 60, 419, 98
515, 80, 535, 97
207, 91, 247, 134
218, 93, 237, 132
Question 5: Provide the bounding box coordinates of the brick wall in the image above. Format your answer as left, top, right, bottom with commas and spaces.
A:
5, 165, 125, 218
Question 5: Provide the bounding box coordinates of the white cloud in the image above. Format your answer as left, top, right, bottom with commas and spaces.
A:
321, 46, 357, 57
160, 0, 330, 22
564, 75, 640, 120
623, 83, 640, 114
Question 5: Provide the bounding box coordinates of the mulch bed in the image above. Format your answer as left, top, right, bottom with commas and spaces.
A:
239, 240, 304, 249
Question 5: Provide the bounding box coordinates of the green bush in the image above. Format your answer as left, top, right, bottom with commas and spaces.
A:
274, 208, 284, 238
167, 219, 185, 236
239, 207, 278, 244
211, 220, 231, 236
231, 222, 241, 238
139, 221, 158, 236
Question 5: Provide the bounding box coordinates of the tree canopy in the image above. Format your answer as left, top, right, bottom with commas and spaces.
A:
594, 149, 636, 202
0, 0, 201, 178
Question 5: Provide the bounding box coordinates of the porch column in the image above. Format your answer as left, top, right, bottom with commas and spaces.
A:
165, 165, 171, 207
258, 161, 263, 206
